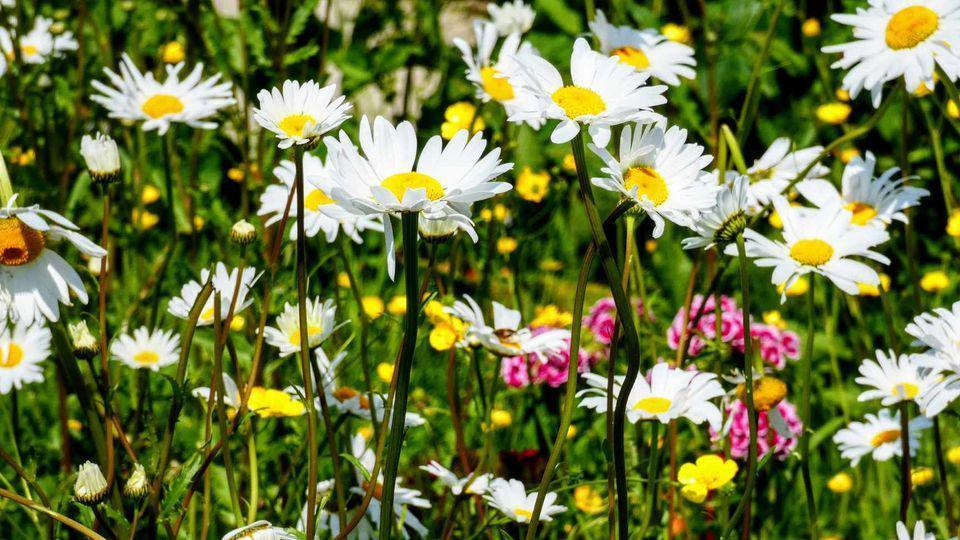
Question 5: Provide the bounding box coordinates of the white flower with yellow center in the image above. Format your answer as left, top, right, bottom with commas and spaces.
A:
263, 297, 339, 357
823, 0, 960, 107
0, 320, 51, 394
447, 295, 569, 360
0, 195, 106, 324
589, 121, 717, 237
222, 521, 297, 540
578, 362, 724, 429
797, 151, 928, 228
420, 461, 494, 496
259, 153, 382, 243
0, 17, 77, 66
92, 53, 235, 135
110, 327, 180, 372
167, 262, 259, 326
487, 0, 535, 35
505, 38, 666, 146
253, 80, 351, 149
745, 138, 828, 214
729, 196, 890, 302
589, 10, 696, 86
906, 301, 960, 372
453, 20, 543, 127
484, 478, 565, 523
833, 408, 931, 465
682, 173, 748, 250
325, 116, 512, 277
192, 372, 241, 410
855, 349, 949, 415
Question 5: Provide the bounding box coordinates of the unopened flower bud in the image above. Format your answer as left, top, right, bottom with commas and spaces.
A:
230, 219, 257, 245
69, 321, 99, 361
74, 461, 108, 505
81, 133, 121, 185
124, 463, 149, 498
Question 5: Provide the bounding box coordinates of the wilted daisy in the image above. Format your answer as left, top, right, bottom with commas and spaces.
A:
505, 37, 666, 145
578, 362, 724, 429
0, 195, 106, 323
729, 196, 890, 301
823, 0, 960, 107
796, 151, 928, 228
453, 20, 542, 127
253, 80, 351, 149
263, 297, 340, 357
0, 320, 51, 394
855, 349, 950, 415
192, 372, 242, 410
833, 408, 931, 465
487, 0, 535, 35
74, 461, 108, 506
420, 461, 494, 496
110, 327, 180, 372
167, 262, 259, 326
259, 153, 382, 243
484, 478, 565, 523
589, 10, 696, 85
895, 520, 936, 540
92, 53, 235, 135
906, 301, 960, 372
447, 295, 569, 360
745, 138, 828, 214
222, 521, 297, 540
588, 121, 717, 237
682, 173, 748, 250
0, 17, 77, 67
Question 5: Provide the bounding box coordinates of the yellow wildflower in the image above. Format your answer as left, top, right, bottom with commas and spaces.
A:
440, 102, 484, 140
839, 148, 860, 164
531, 305, 573, 327
497, 237, 518, 255
816, 102, 851, 125
430, 318, 466, 351
949, 100, 960, 119
193, 215, 205, 231
387, 295, 407, 316
247, 387, 306, 418
562, 153, 577, 172
358, 426, 374, 440
230, 314, 246, 332
515, 166, 551, 203
920, 271, 949, 293
678, 455, 738, 504
948, 210, 960, 237
835, 88, 850, 102
490, 409, 512, 428
337, 272, 351, 288
362, 296, 385, 319
661, 23, 692, 44
573, 485, 604, 514
141, 185, 161, 204
227, 167, 245, 182
161, 41, 185, 64
762, 310, 788, 330
377, 363, 394, 384
801, 18, 821, 38
911, 467, 935, 486
132, 208, 159, 230
947, 446, 960, 465
827, 472, 853, 493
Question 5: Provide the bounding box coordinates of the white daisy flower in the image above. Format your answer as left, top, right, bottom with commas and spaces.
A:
823, 0, 960, 107
0, 195, 106, 324
833, 408, 931, 466
263, 297, 340, 357
589, 10, 696, 86
505, 37, 666, 146
855, 349, 946, 415
895, 520, 936, 540
745, 138, 829, 214
192, 372, 241, 409
588, 121, 717, 237
487, 0, 535, 35
484, 478, 565, 523
167, 262, 259, 326
325, 116, 512, 277
0, 320, 51, 394
80, 132, 121, 183
727, 196, 890, 302
420, 461, 494, 496
110, 327, 180, 372
682, 173, 748, 250
452, 20, 543, 127
92, 53, 235, 135
906, 301, 960, 372
222, 520, 297, 540
447, 295, 569, 360
796, 151, 928, 228
0, 17, 77, 66
253, 80, 351, 149
578, 362, 724, 429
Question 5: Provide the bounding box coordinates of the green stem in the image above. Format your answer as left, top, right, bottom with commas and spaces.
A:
736, 0, 785, 145
933, 416, 956, 531
898, 401, 912, 523
211, 293, 243, 525
918, 99, 956, 212
0, 487, 106, 540
800, 276, 818, 539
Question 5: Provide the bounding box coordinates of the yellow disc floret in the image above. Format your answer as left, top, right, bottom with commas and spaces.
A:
633, 396, 672, 414
480, 66, 515, 102
305, 189, 334, 211
0, 218, 45, 266
789, 239, 834, 266
612, 46, 651, 70
133, 350, 160, 365
624, 167, 669, 206
844, 202, 878, 226
0, 343, 24, 368
380, 172, 445, 202
551, 86, 606, 119
886, 6, 939, 50
141, 94, 185, 119
278, 114, 316, 138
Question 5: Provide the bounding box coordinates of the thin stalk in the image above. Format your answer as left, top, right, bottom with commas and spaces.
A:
378, 212, 420, 539
800, 277, 818, 539
97, 185, 115, 487
0, 487, 106, 540
733, 235, 758, 539
736, 0, 785, 145
898, 401, 912, 522
933, 416, 956, 531
918, 100, 956, 212
211, 294, 243, 525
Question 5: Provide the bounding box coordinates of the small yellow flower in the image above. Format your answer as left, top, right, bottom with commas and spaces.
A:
531, 305, 573, 328
816, 102, 851, 125
429, 318, 466, 351
839, 148, 860, 164
949, 100, 960, 119
645, 239, 657, 253
362, 296, 385, 319
387, 295, 406, 316
539, 258, 564, 272
247, 387, 306, 418
860, 274, 891, 296
835, 88, 850, 102
358, 426, 374, 440
377, 362, 394, 383
424, 300, 449, 324
562, 153, 577, 172
230, 314, 246, 332
440, 102, 484, 140
737, 376, 787, 412
573, 485, 604, 514
947, 210, 960, 237
497, 237, 518, 255
801, 18, 821, 38
493, 204, 510, 222
678, 455, 738, 504
132, 208, 159, 230
193, 215, 205, 231
227, 167, 245, 182
515, 166, 551, 203
768, 209, 783, 229
947, 446, 960, 465
337, 272, 351, 288
161, 41, 185, 64
826, 472, 853, 493
68, 419, 83, 432
490, 409, 512, 428
566, 425, 577, 439
15, 149, 35, 166
661, 23, 692, 44
141, 185, 161, 204
777, 276, 809, 297
920, 270, 950, 293
762, 310, 788, 330
911, 467, 935, 486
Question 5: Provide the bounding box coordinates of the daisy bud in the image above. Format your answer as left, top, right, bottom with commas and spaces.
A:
81, 133, 121, 185
69, 321, 99, 361
74, 461, 108, 506
418, 214, 458, 243
230, 219, 257, 245
123, 463, 149, 498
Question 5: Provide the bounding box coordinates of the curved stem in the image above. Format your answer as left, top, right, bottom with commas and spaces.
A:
0, 487, 106, 540
733, 235, 758, 538
735, 0, 785, 145
800, 277, 818, 539
898, 401, 912, 522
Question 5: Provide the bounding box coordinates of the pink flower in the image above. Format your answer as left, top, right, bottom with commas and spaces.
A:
750, 324, 801, 369
500, 328, 590, 388
668, 294, 740, 357
585, 297, 645, 346
501, 355, 530, 388
713, 399, 802, 461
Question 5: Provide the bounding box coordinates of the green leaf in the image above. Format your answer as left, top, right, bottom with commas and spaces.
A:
340, 452, 371, 482
159, 451, 202, 520
536, 0, 583, 36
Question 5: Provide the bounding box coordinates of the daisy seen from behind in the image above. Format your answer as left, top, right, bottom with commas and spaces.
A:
833, 408, 931, 465
745, 137, 828, 214
263, 297, 340, 357
485, 478, 565, 523
168, 262, 259, 326
895, 520, 936, 540
906, 301, 960, 372
253, 80, 351, 149
420, 461, 493, 496
110, 327, 180, 372
682, 173, 748, 250
0, 320, 51, 394
447, 294, 568, 360
589, 10, 696, 86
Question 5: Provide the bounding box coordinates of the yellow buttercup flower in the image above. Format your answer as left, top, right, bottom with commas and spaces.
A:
762, 310, 788, 330
515, 166, 551, 203
440, 102, 484, 140
835, 88, 850, 102
949, 100, 960, 119
839, 148, 860, 164
947, 446, 960, 465
801, 18, 821, 38
387, 295, 406, 316
678, 455, 738, 503
566, 425, 577, 439
573, 485, 604, 514
230, 314, 246, 332
911, 467, 935, 486
141, 185, 161, 204
227, 167, 245, 182
377, 362, 394, 383
661, 23, 692, 45
337, 272, 351, 288
530, 305, 573, 327
947, 210, 960, 237
920, 270, 949, 293
429, 317, 466, 351
777, 276, 809, 297
562, 153, 577, 172
493, 204, 510, 222
816, 102, 851, 125
490, 409, 512, 428
193, 215, 205, 231
132, 208, 159, 230
161, 41, 185, 64
539, 258, 563, 272
826, 472, 853, 493
362, 296, 385, 319
68, 419, 83, 432
497, 237, 518, 255
424, 300, 449, 324
247, 387, 306, 418
857, 274, 890, 297
645, 239, 657, 253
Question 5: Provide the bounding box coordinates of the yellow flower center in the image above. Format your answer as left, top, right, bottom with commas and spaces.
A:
305, 189, 334, 211
133, 350, 160, 365
624, 166, 669, 206
288, 325, 323, 346
0, 218, 45, 266
380, 172, 445, 202
886, 6, 939, 50
844, 202, 878, 226
514, 508, 533, 520
200, 306, 217, 323
333, 386, 370, 409
551, 86, 606, 119
21, 44, 38, 57
0, 343, 24, 368
893, 382, 919, 399
612, 46, 651, 70
789, 239, 833, 266
633, 396, 672, 414
871, 428, 901, 447
278, 114, 316, 138
480, 66, 515, 102
141, 94, 185, 119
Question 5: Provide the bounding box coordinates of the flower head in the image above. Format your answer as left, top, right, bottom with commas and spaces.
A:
487, 0, 535, 35
110, 327, 180, 372
74, 461, 108, 506
253, 80, 351, 148
168, 262, 259, 326
484, 478, 565, 523
80, 132, 121, 184
263, 297, 340, 357
833, 408, 931, 465
0, 320, 51, 394
589, 10, 696, 86
678, 455, 738, 503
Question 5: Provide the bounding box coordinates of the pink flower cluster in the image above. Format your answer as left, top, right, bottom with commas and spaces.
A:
583, 297, 646, 346
713, 399, 803, 461
667, 295, 800, 369
501, 327, 590, 388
